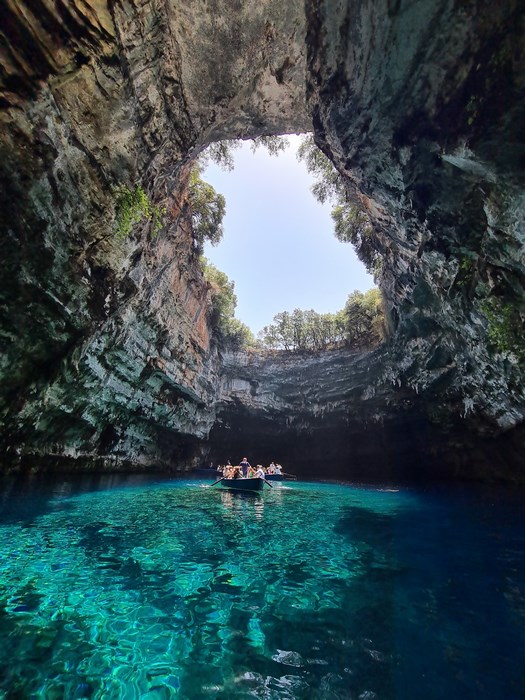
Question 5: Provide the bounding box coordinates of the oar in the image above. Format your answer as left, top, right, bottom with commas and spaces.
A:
263, 478, 273, 488
282, 472, 297, 480
210, 477, 225, 487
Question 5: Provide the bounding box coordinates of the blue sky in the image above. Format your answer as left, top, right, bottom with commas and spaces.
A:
203, 135, 374, 336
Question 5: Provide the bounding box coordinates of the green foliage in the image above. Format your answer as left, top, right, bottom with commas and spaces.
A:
250, 135, 289, 156
113, 185, 165, 239
223, 317, 259, 351
188, 166, 226, 250
297, 135, 381, 276
200, 258, 257, 349
200, 135, 290, 172
342, 288, 386, 348
259, 289, 385, 352
297, 134, 345, 204
455, 254, 477, 289
331, 204, 380, 274
201, 140, 241, 171
481, 297, 525, 362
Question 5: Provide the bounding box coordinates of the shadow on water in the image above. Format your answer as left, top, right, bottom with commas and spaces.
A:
330, 492, 525, 700
0, 471, 167, 525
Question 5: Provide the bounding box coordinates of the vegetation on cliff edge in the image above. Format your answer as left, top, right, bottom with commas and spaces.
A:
200, 258, 257, 350
296, 135, 381, 276
258, 288, 386, 352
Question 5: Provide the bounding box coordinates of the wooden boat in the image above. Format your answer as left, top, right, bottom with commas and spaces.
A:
220, 477, 264, 492
264, 473, 283, 481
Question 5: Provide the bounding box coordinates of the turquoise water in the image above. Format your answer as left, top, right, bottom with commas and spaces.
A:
0, 476, 524, 699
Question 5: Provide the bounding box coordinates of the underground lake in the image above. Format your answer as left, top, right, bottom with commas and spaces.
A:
0, 472, 523, 699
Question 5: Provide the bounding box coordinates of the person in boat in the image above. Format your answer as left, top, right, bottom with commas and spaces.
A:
255, 465, 265, 479
239, 457, 251, 477
268, 462, 275, 474
247, 465, 257, 478
274, 463, 282, 475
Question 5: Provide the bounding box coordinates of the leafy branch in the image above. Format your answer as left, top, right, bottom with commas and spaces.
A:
297, 135, 382, 276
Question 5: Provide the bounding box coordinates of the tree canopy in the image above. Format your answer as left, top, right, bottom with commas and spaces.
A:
192, 135, 386, 352
188, 165, 226, 250
297, 135, 382, 276
258, 288, 386, 352
200, 258, 257, 350
200, 135, 290, 172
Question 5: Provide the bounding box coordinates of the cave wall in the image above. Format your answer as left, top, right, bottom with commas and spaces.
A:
210, 349, 525, 482
1, 0, 524, 477
305, 0, 525, 435
0, 0, 309, 470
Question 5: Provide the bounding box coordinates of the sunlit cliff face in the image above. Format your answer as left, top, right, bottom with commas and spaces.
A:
0, 1, 524, 479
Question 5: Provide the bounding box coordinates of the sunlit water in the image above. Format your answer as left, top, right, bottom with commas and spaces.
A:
0, 475, 524, 699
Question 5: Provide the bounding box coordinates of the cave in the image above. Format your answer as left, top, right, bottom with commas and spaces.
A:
1, 1, 525, 481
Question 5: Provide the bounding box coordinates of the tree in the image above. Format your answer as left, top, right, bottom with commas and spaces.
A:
222, 317, 258, 351
297, 135, 381, 276
331, 204, 380, 274
200, 139, 241, 171
200, 135, 290, 172
250, 135, 289, 156
342, 289, 386, 347
258, 289, 385, 352
188, 165, 226, 250
200, 258, 256, 349
297, 134, 345, 203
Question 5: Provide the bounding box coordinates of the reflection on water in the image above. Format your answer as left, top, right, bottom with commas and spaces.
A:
0, 476, 523, 699
219, 489, 265, 520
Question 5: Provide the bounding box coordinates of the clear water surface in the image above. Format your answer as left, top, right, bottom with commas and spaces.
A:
0, 474, 524, 699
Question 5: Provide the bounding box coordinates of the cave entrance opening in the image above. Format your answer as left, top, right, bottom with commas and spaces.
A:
197, 135, 381, 351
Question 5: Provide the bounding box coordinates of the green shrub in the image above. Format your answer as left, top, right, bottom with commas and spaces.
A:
481, 297, 525, 362
113, 185, 166, 239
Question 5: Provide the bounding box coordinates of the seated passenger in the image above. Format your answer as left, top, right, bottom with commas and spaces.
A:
268, 462, 275, 474
255, 465, 265, 479
275, 464, 282, 474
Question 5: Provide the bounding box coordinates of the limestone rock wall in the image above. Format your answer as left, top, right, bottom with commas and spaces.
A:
305, 0, 525, 437
211, 348, 524, 481
1, 0, 524, 478
0, 0, 310, 470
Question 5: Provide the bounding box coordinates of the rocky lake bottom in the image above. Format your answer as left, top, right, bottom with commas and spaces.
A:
0, 472, 523, 699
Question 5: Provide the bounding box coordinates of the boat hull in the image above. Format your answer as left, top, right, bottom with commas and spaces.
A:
264, 474, 283, 481
221, 477, 264, 492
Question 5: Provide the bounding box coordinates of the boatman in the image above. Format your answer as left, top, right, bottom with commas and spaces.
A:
239, 457, 251, 477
